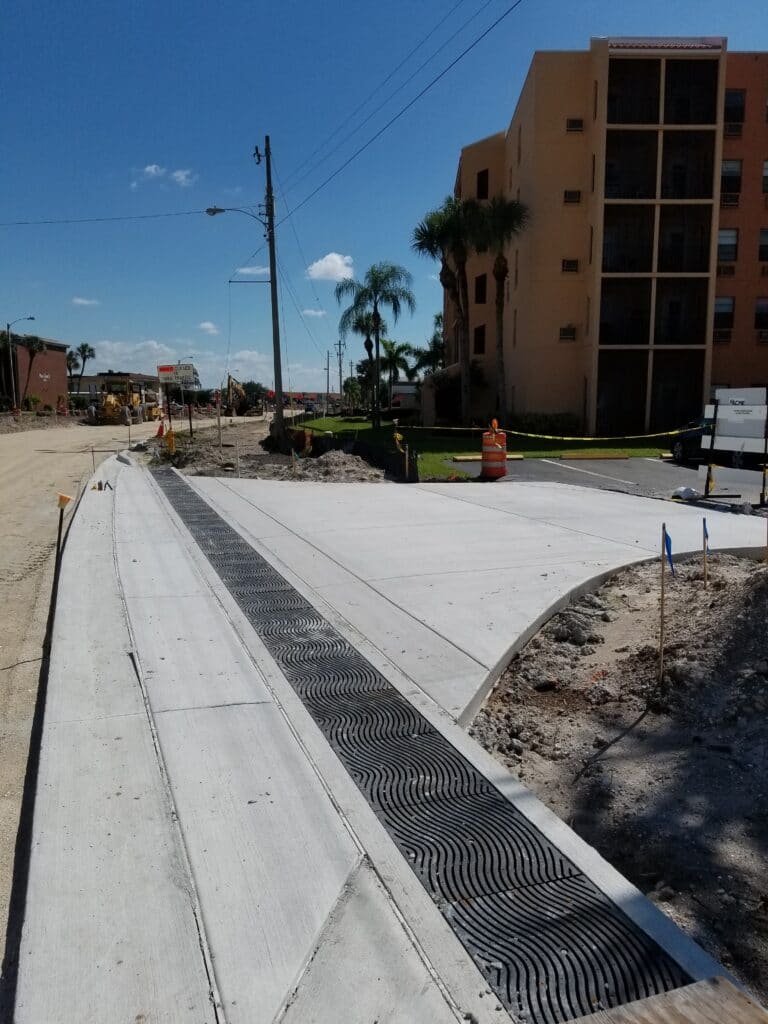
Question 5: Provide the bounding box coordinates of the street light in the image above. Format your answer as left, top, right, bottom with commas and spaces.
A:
6, 315, 35, 410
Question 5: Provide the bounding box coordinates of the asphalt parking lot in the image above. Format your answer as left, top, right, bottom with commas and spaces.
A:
448, 455, 767, 507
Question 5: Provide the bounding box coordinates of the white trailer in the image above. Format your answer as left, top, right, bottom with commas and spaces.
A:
700, 387, 768, 468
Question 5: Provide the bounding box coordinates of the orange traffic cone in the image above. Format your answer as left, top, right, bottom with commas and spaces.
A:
156, 419, 165, 438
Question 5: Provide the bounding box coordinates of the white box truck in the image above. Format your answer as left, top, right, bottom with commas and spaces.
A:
700, 387, 768, 468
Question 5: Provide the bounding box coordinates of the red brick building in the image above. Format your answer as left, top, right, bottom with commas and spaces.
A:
13, 336, 69, 409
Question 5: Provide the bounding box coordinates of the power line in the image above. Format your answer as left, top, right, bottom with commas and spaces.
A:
278, 0, 526, 226
276, 256, 326, 359
283, 0, 496, 199
0, 208, 208, 228
273, 161, 332, 331
281, 0, 470, 191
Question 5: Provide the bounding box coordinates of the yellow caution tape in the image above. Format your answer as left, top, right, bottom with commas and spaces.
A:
502, 427, 690, 442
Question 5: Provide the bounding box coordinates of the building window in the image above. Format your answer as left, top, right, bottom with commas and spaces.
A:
721, 159, 742, 198
474, 273, 487, 304
724, 89, 746, 128
514, 249, 519, 288
756, 299, 768, 330
562, 258, 579, 273
476, 169, 489, 200
564, 189, 581, 204
714, 296, 735, 329
718, 228, 739, 262
566, 118, 584, 132
559, 325, 577, 342
763, 159, 768, 193
473, 324, 486, 354
760, 229, 768, 262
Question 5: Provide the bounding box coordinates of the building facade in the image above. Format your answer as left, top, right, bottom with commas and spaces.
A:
446, 37, 768, 433
13, 337, 68, 409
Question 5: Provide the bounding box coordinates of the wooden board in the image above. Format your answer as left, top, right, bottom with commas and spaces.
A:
571, 977, 766, 1023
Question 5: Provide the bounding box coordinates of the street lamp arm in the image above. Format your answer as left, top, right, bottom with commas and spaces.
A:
205, 205, 266, 227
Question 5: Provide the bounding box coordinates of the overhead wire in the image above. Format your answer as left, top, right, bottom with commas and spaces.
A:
281, 0, 470, 191
278, 0, 527, 226
283, 0, 496, 198
1, 208, 209, 228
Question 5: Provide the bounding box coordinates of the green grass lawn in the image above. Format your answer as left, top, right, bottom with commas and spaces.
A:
300, 416, 668, 480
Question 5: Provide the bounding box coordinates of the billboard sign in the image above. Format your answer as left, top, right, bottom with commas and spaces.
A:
157, 363, 197, 386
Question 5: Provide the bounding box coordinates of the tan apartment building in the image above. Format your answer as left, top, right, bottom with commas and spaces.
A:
444, 37, 768, 433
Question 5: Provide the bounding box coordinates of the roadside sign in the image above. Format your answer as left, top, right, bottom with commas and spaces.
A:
157, 363, 197, 386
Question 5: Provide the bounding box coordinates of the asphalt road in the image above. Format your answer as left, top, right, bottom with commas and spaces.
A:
449, 456, 767, 506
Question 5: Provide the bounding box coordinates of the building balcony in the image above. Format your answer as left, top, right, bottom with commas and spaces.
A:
660, 132, 715, 199
607, 59, 660, 125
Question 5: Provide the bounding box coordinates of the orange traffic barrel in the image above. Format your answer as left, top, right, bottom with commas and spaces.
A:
481, 419, 507, 479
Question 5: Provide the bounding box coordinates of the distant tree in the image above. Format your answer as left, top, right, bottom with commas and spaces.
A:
407, 312, 445, 378
336, 262, 415, 428
380, 340, 413, 407
242, 380, 267, 403
66, 350, 80, 391
20, 336, 47, 403
342, 376, 361, 410
75, 343, 96, 396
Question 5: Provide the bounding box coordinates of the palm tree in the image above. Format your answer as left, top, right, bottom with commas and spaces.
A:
476, 195, 529, 417
407, 313, 445, 378
413, 198, 482, 425
336, 263, 415, 429
380, 340, 412, 407
75, 343, 96, 396
66, 350, 80, 391
20, 336, 47, 404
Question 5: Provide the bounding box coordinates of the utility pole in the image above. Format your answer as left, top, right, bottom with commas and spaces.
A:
325, 351, 330, 416
335, 338, 344, 414
349, 360, 354, 414
260, 136, 285, 439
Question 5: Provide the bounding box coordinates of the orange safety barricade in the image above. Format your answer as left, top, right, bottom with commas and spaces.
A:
481, 419, 507, 479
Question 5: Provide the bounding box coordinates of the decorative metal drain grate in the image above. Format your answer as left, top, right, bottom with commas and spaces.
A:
152, 470, 690, 1023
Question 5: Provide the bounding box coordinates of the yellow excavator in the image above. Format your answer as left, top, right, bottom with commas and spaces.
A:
225, 374, 246, 415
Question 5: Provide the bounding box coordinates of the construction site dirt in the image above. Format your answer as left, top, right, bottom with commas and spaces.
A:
471, 552, 768, 1004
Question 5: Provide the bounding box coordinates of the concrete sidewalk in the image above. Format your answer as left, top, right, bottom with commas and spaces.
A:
189, 476, 766, 722
13, 463, 762, 1023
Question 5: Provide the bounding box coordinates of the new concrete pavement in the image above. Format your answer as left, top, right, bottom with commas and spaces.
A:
12, 461, 766, 1023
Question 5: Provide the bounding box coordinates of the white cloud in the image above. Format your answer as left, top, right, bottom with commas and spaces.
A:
143, 163, 166, 178
306, 252, 354, 282
198, 321, 219, 335
171, 169, 196, 187
91, 338, 176, 374
72, 296, 99, 306
236, 265, 270, 276
301, 308, 327, 318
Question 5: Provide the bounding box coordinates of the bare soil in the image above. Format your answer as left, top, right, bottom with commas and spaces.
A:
0, 414, 77, 436
471, 553, 768, 1004
154, 421, 386, 482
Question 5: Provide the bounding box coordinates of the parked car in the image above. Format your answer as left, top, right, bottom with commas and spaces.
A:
670, 420, 705, 464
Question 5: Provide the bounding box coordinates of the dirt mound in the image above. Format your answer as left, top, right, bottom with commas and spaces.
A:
471, 552, 768, 1002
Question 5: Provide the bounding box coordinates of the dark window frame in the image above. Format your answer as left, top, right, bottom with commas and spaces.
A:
473, 324, 486, 355
714, 296, 735, 329
474, 273, 487, 304
476, 168, 489, 200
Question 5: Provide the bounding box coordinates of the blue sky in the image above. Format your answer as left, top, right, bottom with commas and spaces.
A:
2, 0, 765, 389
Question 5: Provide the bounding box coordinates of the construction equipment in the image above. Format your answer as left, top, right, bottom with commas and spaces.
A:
95, 374, 161, 424
225, 374, 247, 416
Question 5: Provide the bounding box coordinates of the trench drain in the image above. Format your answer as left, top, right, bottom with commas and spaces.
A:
152, 469, 689, 1024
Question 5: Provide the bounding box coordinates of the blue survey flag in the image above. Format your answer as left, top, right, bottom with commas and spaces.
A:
664, 529, 675, 576
703, 517, 709, 551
